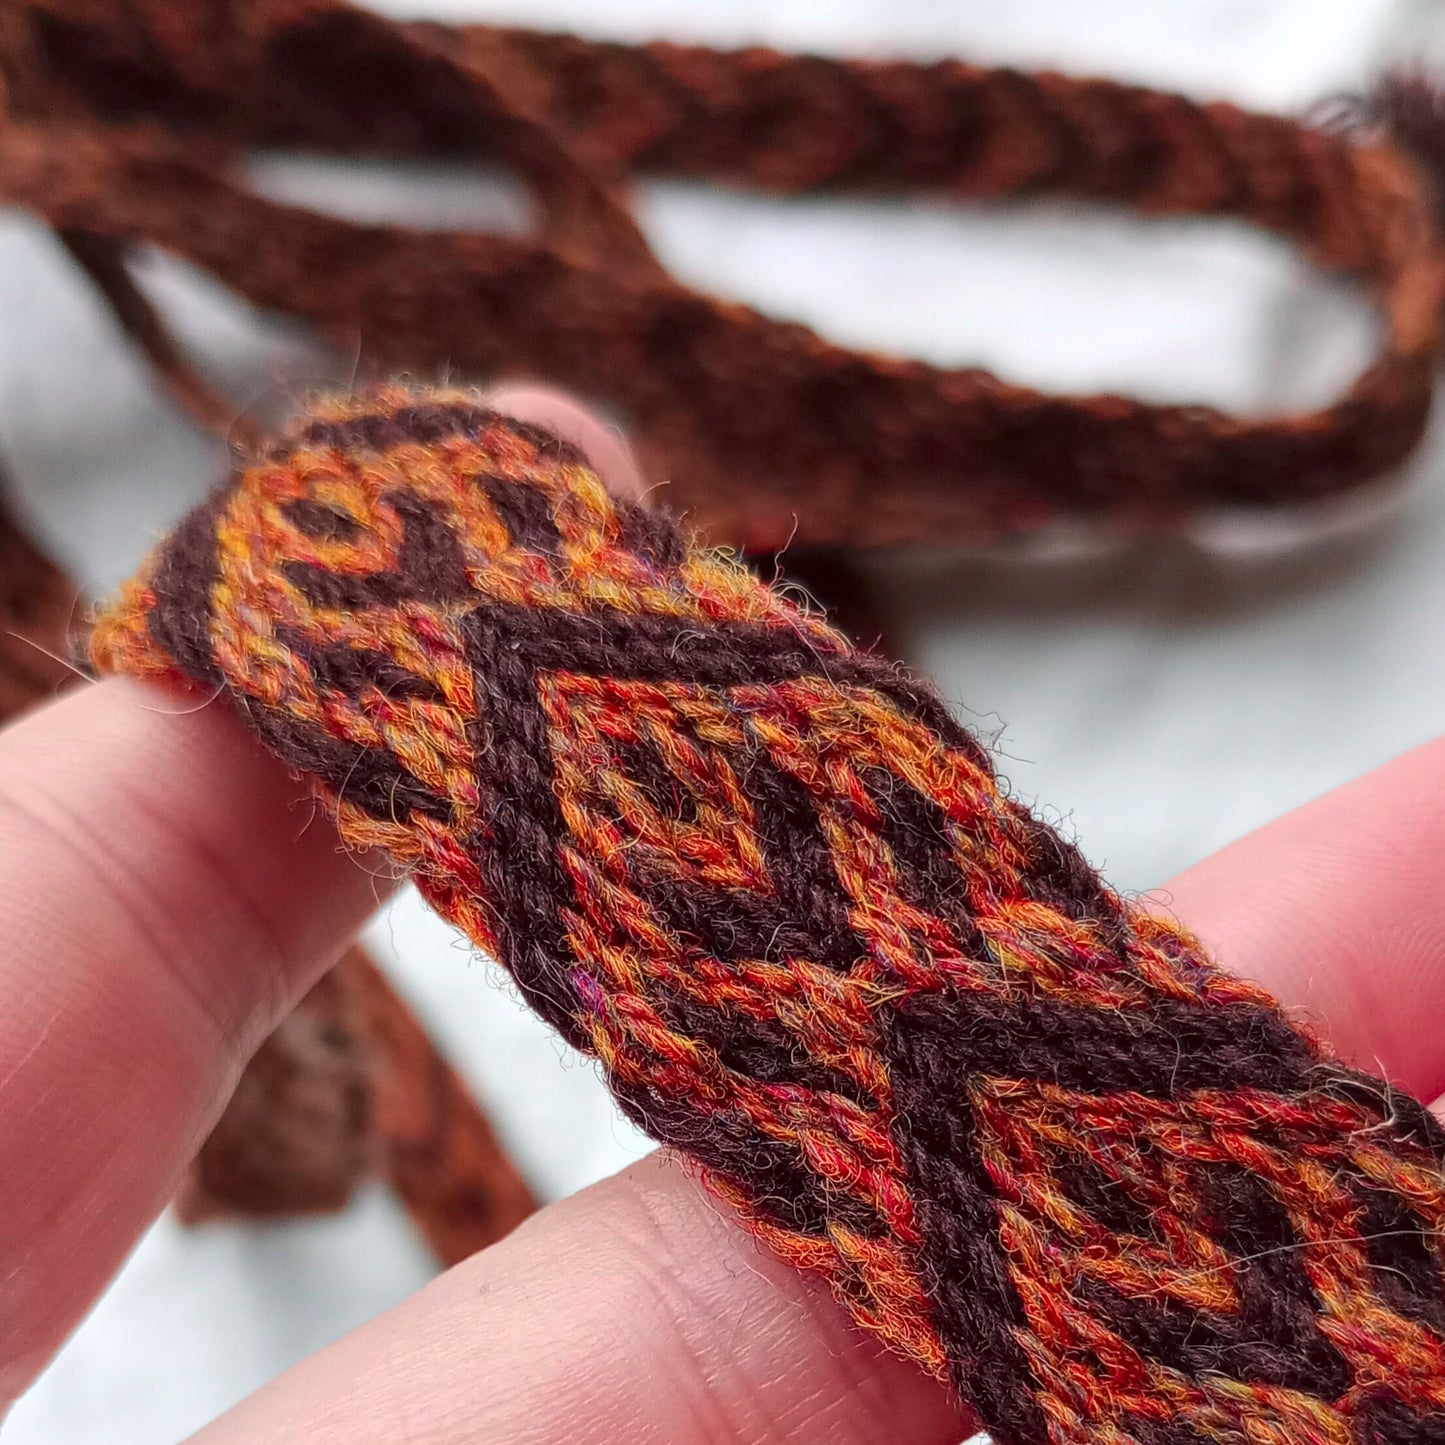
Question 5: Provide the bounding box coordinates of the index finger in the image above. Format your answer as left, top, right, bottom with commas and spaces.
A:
0, 676, 385, 1407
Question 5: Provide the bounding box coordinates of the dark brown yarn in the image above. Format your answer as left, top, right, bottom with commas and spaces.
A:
3, 0, 1443, 548
54, 227, 266, 449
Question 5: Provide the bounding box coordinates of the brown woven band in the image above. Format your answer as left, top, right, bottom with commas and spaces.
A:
4, 0, 1444, 548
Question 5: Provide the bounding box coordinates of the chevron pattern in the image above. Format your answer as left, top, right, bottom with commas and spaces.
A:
93, 389, 1445, 1444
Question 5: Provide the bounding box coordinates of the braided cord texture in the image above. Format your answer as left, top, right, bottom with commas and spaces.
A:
7, 0, 1444, 547
93, 391, 1445, 1444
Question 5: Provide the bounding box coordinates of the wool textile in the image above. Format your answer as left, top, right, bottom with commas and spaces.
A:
6, 0, 1445, 548
92, 391, 1445, 1445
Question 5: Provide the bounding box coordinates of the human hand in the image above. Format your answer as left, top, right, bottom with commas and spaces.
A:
4, 396, 1444, 1444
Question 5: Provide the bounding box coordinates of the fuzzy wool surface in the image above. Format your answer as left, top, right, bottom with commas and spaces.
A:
88, 389, 1445, 1444
7, 1, 1445, 1441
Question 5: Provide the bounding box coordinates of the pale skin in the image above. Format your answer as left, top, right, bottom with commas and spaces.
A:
2, 390, 1445, 1443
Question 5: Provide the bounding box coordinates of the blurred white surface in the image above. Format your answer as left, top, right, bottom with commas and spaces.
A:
5, 0, 1445, 1439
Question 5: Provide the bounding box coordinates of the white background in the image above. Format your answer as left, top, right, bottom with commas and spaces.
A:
6, 0, 1445, 1438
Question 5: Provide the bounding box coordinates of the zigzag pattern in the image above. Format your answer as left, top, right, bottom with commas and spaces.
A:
8, 0, 1445, 547
93, 390, 1445, 1444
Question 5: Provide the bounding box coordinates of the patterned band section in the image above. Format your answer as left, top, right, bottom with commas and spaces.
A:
92, 390, 1445, 1444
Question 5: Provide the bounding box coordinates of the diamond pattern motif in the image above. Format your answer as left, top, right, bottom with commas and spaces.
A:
92, 390, 1445, 1444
